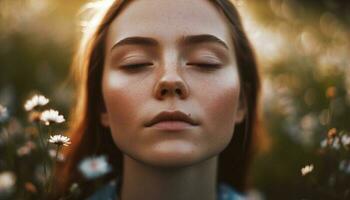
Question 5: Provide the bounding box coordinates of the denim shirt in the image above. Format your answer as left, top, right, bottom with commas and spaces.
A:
87, 177, 246, 200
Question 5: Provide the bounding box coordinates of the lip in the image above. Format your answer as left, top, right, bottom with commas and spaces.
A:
144, 110, 199, 128
150, 121, 194, 131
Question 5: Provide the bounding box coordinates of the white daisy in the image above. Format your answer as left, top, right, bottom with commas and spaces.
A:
24, 95, 49, 111
0, 171, 16, 194
78, 155, 112, 179
320, 138, 327, 148
301, 164, 314, 176
40, 109, 65, 126
341, 134, 350, 147
48, 134, 71, 146
0, 104, 9, 123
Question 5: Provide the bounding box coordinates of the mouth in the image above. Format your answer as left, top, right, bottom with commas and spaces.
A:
149, 121, 195, 131
144, 110, 199, 128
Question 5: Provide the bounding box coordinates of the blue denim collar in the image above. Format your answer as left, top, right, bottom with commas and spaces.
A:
87, 176, 246, 200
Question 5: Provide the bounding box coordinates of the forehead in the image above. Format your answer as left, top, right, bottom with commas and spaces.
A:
106, 0, 233, 49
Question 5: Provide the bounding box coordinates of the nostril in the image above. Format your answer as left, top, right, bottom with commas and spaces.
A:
161, 89, 167, 96
175, 88, 182, 95
159, 88, 183, 97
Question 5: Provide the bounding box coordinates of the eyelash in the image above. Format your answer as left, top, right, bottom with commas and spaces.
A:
121, 63, 152, 68
187, 63, 221, 68
121, 63, 221, 69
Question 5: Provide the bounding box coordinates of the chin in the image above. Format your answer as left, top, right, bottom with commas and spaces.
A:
139, 143, 205, 168
144, 157, 203, 169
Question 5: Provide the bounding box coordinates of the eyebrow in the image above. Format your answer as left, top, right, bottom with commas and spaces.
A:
110, 34, 229, 51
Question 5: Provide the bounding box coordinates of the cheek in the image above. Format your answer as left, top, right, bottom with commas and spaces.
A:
101, 70, 146, 149
205, 83, 238, 130
192, 68, 240, 149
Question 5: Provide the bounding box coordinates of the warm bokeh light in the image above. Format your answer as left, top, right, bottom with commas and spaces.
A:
0, 0, 349, 199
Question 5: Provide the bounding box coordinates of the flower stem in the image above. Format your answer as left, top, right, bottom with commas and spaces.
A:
48, 145, 60, 194
36, 123, 48, 188
2, 126, 14, 168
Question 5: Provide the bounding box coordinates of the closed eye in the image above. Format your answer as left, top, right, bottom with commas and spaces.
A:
187, 63, 221, 68
120, 63, 152, 69
120, 62, 221, 70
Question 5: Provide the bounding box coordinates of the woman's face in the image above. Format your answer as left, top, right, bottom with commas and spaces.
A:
101, 0, 245, 167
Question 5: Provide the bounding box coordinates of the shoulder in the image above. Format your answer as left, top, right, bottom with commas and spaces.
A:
218, 182, 247, 200
86, 179, 118, 200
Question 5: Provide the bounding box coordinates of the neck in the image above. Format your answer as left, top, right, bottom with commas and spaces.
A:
119, 155, 218, 200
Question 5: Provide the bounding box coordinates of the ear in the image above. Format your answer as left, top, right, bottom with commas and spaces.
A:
100, 112, 110, 127
234, 92, 247, 124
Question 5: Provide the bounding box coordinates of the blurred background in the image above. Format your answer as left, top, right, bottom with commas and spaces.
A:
0, 0, 349, 199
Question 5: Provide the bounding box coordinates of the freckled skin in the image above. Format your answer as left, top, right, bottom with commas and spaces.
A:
100, 0, 246, 199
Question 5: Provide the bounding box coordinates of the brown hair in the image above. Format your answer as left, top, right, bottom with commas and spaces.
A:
54, 0, 267, 198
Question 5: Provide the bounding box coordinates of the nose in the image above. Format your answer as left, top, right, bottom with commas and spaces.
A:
153, 66, 189, 100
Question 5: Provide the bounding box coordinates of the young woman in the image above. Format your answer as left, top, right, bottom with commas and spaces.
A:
54, 0, 265, 199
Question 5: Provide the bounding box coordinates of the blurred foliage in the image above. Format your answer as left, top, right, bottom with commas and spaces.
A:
0, 0, 350, 200
0, 0, 85, 119
240, 0, 350, 199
